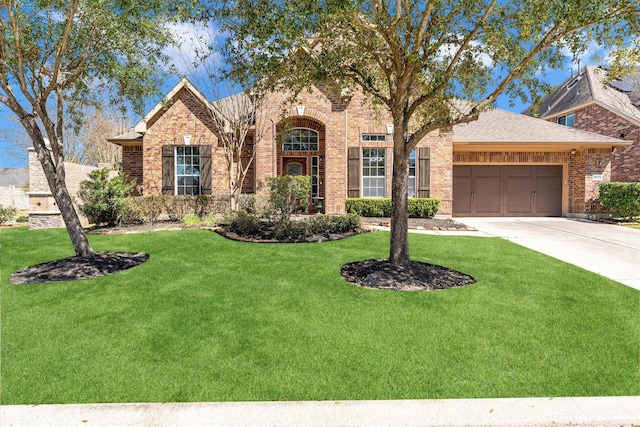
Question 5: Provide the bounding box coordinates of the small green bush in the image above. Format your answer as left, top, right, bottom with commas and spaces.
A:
308, 213, 360, 234
0, 205, 17, 225
345, 198, 392, 217
182, 214, 201, 227
407, 198, 440, 218
202, 215, 222, 227
16, 215, 29, 223
163, 195, 194, 221
163, 195, 231, 220
599, 182, 640, 221
226, 210, 261, 236
130, 196, 164, 225
346, 198, 440, 218
268, 176, 311, 220
273, 219, 310, 241
77, 169, 135, 226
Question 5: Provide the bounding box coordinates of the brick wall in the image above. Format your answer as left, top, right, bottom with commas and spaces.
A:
572, 104, 640, 182
252, 88, 453, 215
122, 145, 143, 192
142, 87, 226, 195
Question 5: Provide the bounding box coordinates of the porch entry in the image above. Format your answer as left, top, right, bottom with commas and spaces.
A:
282, 156, 324, 213
283, 157, 307, 176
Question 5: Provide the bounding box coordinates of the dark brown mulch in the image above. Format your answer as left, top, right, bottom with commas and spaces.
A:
10, 252, 150, 285
341, 258, 476, 291
361, 217, 473, 230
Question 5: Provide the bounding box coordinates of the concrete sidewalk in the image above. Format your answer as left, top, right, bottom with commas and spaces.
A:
454, 217, 640, 290
2, 396, 640, 426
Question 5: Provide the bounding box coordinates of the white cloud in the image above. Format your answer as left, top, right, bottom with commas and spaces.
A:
164, 21, 221, 76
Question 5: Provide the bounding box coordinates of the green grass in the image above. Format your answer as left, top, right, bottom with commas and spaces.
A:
1, 227, 638, 404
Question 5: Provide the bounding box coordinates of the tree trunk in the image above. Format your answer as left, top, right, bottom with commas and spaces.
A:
38, 148, 95, 258
389, 129, 411, 267
53, 181, 95, 257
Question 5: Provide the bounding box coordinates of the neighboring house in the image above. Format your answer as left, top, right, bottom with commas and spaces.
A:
109, 78, 629, 218
530, 65, 640, 185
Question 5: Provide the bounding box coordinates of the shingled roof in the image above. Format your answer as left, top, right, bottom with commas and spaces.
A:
453, 108, 629, 146
530, 66, 640, 127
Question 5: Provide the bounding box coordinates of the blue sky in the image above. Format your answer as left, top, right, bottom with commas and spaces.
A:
0, 19, 602, 169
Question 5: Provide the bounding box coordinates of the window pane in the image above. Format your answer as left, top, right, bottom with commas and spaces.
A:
175, 145, 202, 195
283, 128, 318, 151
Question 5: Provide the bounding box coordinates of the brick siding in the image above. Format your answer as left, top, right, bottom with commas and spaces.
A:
572, 104, 640, 182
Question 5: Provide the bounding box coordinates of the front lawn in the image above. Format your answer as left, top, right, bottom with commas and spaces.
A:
1, 227, 638, 404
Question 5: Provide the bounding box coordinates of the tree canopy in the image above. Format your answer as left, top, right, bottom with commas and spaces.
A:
216, 0, 640, 265
0, 0, 205, 256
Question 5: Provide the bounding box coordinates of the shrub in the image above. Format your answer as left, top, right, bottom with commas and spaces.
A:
201, 215, 222, 227
163, 195, 194, 221
407, 198, 440, 218
77, 169, 135, 226
130, 196, 164, 225
346, 198, 440, 218
226, 210, 261, 236
16, 215, 29, 223
267, 176, 311, 220
273, 219, 310, 241
163, 195, 231, 220
345, 198, 392, 217
308, 213, 360, 235
182, 214, 201, 227
0, 205, 17, 225
598, 182, 640, 221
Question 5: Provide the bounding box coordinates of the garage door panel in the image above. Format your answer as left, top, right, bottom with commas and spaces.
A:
506, 177, 533, 214
475, 176, 501, 214
453, 165, 562, 217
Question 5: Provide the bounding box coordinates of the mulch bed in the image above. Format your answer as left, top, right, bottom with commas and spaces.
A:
341, 258, 476, 291
9, 217, 475, 289
10, 252, 149, 285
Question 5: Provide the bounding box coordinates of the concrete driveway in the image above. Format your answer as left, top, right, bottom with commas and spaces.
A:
455, 217, 640, 290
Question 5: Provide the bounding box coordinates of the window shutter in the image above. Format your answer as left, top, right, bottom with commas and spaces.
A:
348, 147, 360, 198
200, 145, 212, 195
418, 147, 430, 198
162, 145, 175, 195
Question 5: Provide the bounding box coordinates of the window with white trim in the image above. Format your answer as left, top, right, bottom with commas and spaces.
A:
283, 128, 319, 151
362, 148, 386, 197
557, 113, 575, 127
408, 149, 416, 197
176, 146, 201, 195
361, 134, 387, 142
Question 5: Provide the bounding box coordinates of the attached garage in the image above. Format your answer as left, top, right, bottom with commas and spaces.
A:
453, 165, 562, 217
452, 109, 630, 218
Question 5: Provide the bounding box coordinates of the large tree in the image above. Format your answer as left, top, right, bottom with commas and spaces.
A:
217, 0, 640, 266
0, 0, 202, 257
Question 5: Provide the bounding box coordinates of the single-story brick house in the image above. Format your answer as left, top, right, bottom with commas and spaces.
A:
109, 78, 630, 218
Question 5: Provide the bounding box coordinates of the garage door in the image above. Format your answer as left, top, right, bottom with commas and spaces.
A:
453, 165, 562, 217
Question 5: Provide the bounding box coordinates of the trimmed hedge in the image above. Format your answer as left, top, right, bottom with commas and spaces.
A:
598, 182, 640, 221
346, 198, 440, 218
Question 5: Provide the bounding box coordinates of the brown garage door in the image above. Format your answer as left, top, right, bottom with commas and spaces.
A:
453, 165, 562, 217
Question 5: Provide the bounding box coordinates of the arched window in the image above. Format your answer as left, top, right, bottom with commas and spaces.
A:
283, 128, 319, 151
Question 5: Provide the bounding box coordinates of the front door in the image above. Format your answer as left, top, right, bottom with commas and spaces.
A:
283, 157, 307, 176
